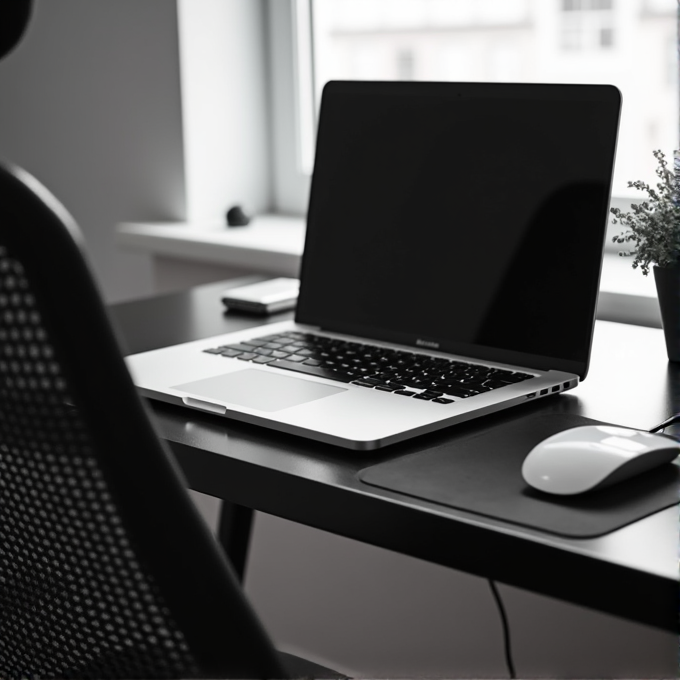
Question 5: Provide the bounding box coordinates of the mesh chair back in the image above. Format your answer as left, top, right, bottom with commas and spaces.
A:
0, 164, 287, 679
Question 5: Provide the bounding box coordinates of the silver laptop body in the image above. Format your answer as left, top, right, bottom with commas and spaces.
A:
126, 81, 621, 451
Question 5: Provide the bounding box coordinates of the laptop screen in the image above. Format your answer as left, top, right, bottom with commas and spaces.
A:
296, 81, 621, 378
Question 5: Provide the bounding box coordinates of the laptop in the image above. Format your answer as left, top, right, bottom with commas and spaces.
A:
125, 81, 621, 450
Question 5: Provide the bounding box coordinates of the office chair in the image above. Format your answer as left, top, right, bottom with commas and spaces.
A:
0, 163, 345, 678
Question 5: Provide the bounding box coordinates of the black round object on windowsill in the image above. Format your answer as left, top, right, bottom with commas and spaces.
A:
226, 205, 251, 227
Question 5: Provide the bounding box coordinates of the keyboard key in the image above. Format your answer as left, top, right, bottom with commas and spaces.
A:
257, 334, 288, 343
268, 359, 356, 383
432, 397, 454, 404
373, 371, 395, 380
482, 379, 513, 389
270, 350, 291, 359
459, 381, 492, 392
224, 343, 255, 352
355, 366, 375, 375
444, 386, 477, 398
352, 380, 377, 388
401, 378, 429, 389
219, 348, 243, 358
503, 372, 534, 382
375, 384, 399, 392
414, 393, 435, 400
237, 353, 257, 361
286, 354, 307, 362
252, 355, 276, 364
203, 347, 226, 354
394, 390, 417, 396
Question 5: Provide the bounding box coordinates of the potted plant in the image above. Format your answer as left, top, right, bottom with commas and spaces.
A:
610, 150, 680, 361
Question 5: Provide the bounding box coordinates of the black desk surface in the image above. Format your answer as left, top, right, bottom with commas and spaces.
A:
110, 279, 679, 633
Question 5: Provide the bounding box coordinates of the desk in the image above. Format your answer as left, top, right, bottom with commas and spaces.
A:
110, 280, 678, 633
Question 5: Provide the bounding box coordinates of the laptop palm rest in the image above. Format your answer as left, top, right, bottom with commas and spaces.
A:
175, 368, 346, 413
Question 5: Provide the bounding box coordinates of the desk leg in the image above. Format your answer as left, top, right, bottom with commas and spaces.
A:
217, 501, 254, 582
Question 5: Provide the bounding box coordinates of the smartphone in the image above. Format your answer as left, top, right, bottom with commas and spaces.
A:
221, 277, 299, 315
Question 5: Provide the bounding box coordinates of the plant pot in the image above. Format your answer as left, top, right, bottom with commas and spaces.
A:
653, 264, 680, 362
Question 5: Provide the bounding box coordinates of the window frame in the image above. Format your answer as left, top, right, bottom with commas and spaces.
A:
267, 0, 313, 216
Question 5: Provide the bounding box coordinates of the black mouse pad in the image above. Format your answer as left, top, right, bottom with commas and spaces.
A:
358, 414, 680, 538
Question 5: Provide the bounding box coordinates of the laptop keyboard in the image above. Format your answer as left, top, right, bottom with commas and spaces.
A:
203, 331, 534, 403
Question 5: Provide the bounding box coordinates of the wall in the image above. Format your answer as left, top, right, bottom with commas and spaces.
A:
177, 0, 271, 222
0, 0, 186, 303
0, 0, 273, 301
185, 488, 678, 679
244, 511, 677, 679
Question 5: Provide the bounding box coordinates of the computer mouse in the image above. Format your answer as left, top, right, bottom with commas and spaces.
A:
522, 425, 680, 495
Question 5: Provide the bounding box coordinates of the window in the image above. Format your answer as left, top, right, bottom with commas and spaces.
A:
267, 0, 677, 324
559, 0, 616, 51
273, 0, 677, 208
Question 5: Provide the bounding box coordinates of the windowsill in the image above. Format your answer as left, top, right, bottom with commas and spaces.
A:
599, 251, 657, 298
116, 217, 661, 328
116, 214, 306, 277
597, 253, 660, 328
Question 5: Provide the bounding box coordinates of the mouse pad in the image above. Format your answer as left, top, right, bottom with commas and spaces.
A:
358, 414, 680, 538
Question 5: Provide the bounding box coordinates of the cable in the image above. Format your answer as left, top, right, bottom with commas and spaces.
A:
488, 579, 516, 679
487, 417, 678, 679
648, 412, 680, 433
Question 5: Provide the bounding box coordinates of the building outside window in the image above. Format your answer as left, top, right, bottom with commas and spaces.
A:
286, 0, 677, 203
560, 0, 615, 51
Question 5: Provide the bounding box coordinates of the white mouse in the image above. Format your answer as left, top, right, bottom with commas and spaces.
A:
522, 425, 680, 495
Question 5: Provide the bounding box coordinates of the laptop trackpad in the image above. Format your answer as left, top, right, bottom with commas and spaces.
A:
174, 368, 346, 412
